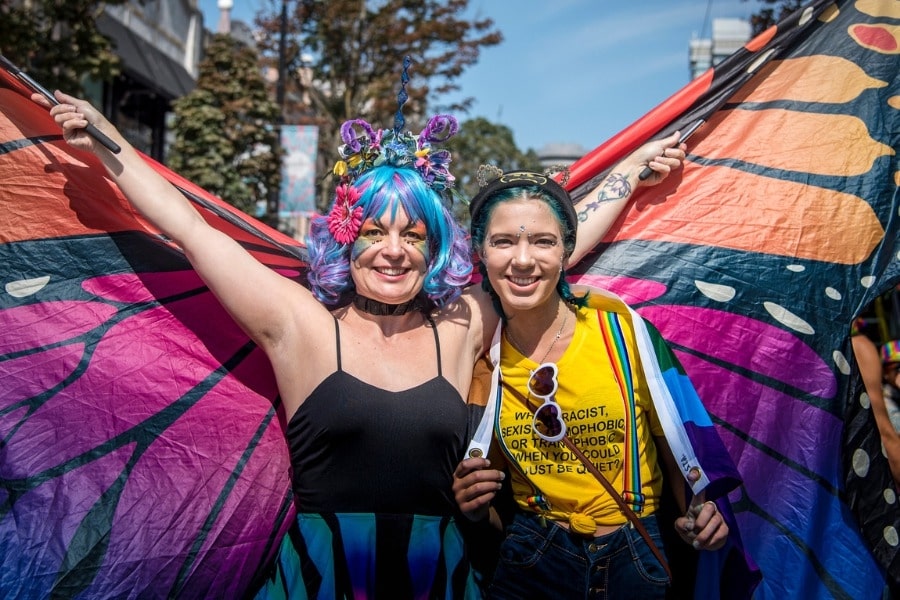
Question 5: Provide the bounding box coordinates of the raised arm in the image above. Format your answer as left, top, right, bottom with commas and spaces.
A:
35, 91, 324, 354
570, 131, 686, 265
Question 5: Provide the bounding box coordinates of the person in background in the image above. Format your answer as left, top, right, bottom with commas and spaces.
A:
854, 327, 900, 600
34, 73, 688, 596
881, 341, 900, 425
875, 337, 900, 485
453, 171, 760, 599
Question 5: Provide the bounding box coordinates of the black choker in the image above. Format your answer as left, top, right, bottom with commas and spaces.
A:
353, 295, 423, 316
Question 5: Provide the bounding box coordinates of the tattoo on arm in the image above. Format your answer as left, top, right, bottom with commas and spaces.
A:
576, 172, 633, 222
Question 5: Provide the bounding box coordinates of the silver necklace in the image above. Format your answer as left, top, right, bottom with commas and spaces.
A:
506, 303, 569, 364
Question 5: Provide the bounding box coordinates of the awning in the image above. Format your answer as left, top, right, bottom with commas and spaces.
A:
97, 13, 196, 100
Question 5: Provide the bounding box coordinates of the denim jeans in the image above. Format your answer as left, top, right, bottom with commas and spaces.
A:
488, 511, 669, 600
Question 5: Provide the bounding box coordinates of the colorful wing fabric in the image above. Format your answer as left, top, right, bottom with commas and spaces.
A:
585, 290, 761, 599
0, 69, 305, 597
566, 1, 899, 598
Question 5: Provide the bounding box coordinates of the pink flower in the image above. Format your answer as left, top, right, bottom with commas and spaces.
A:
327, 184, 363, 244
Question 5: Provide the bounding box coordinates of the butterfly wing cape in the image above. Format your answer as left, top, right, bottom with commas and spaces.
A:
566, 1, 899, 597
0, 70, 304, 596
2, 1, 898, 598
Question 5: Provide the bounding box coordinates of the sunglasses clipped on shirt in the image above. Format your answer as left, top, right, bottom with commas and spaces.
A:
528, 363, 566, 443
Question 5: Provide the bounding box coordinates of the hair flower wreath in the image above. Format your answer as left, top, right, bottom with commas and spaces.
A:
326, 56, 460, 245
332, 115, 458, 194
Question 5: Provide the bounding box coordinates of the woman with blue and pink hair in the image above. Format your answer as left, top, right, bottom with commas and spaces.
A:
35, 76, 686, 597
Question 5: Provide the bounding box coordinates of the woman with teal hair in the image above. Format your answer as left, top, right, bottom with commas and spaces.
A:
453, 171, 760, 598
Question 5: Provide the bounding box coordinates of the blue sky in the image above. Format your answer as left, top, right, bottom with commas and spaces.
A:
199, 0, 757, 153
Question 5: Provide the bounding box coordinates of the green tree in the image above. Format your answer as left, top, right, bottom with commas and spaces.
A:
168, 34, 283, 222
254, 0, 502, 211
744, 0, 804, 35
445, 117, 542, 224
0, 0, 123, 95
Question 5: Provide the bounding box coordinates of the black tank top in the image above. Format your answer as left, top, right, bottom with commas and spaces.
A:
286, 317, 468, 515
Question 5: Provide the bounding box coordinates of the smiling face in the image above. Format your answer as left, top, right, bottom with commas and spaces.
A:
349, 207, 429, 305
480, 197, 567, 316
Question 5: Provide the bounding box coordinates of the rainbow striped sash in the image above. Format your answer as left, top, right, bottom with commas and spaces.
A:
597, 310, 644, 513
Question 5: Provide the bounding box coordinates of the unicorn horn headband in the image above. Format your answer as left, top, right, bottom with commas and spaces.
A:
327, 56, 461, 244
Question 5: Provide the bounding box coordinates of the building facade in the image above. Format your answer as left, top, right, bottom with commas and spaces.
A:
537, 142, 588, 170
688, 18, 752, 79
94, 0, 204, 162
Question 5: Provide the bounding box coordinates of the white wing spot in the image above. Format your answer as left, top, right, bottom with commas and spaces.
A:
860, 392, 871, 409
799, 6, 815, 26
695, 280, 736, 302
6, 276, 51, 298
747, 48, 776, 74
834, 351, 851, 375
884, 526, 899, 547
852, 448, 870, 477
764, 302, 815, 335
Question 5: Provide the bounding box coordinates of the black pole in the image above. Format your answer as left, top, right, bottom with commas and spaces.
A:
276, 0, 287, 114
268, 0, 289, 227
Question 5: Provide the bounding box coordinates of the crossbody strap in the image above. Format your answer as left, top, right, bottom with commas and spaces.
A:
560, 436, 672, 582
501, 379, 672, 582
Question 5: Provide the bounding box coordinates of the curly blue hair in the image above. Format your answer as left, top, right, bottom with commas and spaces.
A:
307, 165, 471, 308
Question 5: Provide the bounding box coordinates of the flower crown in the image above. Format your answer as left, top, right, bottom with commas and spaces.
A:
327, 57, 459, 245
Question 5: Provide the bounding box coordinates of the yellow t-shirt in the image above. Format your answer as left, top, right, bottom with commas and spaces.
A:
497, 305, 665, 528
